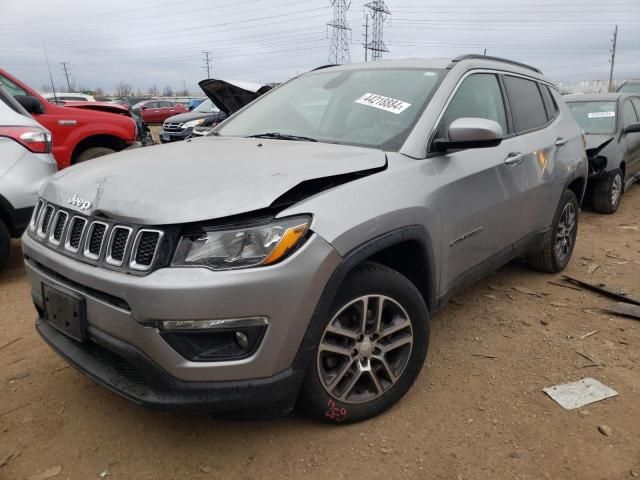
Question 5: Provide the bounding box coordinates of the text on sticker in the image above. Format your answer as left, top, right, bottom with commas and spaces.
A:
587, 111, 615, 118
355, 93, 412, 115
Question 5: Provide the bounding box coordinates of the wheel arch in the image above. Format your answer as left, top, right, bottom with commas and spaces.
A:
71, 134, 128, 164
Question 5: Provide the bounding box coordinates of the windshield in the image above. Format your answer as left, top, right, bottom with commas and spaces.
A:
193, 98, 219, 114
567, 101, 617, 134
217, 68, 444, 151
618, 83, 640, 94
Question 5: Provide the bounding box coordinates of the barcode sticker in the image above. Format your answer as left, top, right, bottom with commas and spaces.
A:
587, 111, 615, 118
355, 93, 412, 115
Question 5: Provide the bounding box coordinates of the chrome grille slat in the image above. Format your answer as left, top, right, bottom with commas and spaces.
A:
32, 201, 164, 273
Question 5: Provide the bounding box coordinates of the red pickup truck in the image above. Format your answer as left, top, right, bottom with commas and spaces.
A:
0, 69, 140, 169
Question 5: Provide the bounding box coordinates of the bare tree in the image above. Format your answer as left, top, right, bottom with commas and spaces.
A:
147, 85, 158, 96
41, 84, 52, 93
94, 87, 105, 97
162, 85, 173, 97
115, 81, 133, 97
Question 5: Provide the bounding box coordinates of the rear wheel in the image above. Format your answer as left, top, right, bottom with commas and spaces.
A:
593, 169, 623, 214
0, 219, 10, 273
74, 147, 115, 164
528, 189, 579, 273
298, 262, 429, 424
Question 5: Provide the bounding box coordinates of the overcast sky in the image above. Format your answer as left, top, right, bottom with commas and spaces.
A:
1, 0, 638, 94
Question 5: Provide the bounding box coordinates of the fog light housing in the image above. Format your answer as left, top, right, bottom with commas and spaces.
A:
158, 317, 268, 362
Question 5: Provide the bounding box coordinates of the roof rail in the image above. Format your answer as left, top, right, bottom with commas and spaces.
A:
449, 54, 543, 74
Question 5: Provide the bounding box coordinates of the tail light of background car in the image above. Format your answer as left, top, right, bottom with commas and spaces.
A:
0, 126, 52, 153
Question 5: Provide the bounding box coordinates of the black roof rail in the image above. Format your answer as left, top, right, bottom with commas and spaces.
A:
309, 64, 340, 72
449, 54, 543, 74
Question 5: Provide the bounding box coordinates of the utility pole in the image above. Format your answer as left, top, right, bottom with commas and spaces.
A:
202, 51, 212, 79
363, 14, 369, 62
60, 62, 73, 92
608, 25, 618, 93
364, 1, 391, 61
328, 0, 352, 64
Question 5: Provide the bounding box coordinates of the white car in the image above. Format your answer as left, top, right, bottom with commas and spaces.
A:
0, 86, 57, 271
40, 92, 96, 103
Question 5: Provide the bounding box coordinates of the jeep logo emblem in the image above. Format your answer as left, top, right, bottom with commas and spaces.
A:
68, 194, 92, 211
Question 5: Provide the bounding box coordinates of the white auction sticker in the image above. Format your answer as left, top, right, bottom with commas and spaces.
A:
588, 111, 615, 118
355, 93, 412, 115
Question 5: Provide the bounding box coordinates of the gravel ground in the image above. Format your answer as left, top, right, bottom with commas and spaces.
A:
1, 182, 639, 480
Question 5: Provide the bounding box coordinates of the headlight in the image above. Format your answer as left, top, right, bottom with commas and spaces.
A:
183, 118, 205, 128
172, 216, 311, 270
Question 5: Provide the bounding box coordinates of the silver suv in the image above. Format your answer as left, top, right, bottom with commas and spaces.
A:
22, 56, 587, 423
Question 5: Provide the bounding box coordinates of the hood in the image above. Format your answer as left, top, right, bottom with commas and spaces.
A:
198, 79, 272, 115
585, 134, 614, 157
41, 136, 386, 225
163, 110, 220, 125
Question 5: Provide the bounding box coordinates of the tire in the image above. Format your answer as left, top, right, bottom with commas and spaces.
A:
0, 219, 10, 273
593, 169, 623, 214
74, 147, 116, 164
298, 262, 429, 424
528, 189, 579, 273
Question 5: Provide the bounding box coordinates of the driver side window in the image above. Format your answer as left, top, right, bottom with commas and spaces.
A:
622, 100, 638, 128
436, 73, 507, 141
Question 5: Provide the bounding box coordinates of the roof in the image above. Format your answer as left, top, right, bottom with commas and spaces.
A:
564, 93, 639, 102
305, 55, 547, 81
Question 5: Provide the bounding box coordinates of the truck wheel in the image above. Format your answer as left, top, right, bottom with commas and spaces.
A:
0, 219, 10, 273
593, 169, 623, 214
528, 189, 579, 273
74, 147, 115, 164
298, 262, 429, 424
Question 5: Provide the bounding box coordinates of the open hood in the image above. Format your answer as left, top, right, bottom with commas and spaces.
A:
585, 134, 614, 157
198, 79, 272, 115
63, 101, 132, 117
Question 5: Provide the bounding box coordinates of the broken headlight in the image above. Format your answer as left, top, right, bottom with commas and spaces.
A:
172, 216, 310, 270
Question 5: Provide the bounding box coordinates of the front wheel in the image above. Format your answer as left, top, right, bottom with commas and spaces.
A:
298, 262, 429, 424
528, 189, 579, 273
593, 169, 623, 214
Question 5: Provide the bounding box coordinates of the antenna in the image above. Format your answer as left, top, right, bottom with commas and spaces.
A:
364, 0, 390, 61
363, 13, 369, 62
42, 41, 57, 102
61, 62, 73, 92
328, 0, 351, 64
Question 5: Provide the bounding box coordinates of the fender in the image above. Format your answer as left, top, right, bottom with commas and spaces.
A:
289, 225, 437, 378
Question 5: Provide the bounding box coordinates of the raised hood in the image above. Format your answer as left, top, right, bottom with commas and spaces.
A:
41, 136, 386, 225
198, 79, 272, 115
585, 134, 614, 157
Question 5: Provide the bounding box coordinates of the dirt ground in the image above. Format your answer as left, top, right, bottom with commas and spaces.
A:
1, 185, 639, 480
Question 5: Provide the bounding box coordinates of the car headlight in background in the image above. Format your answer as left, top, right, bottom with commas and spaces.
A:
183, 118, 205, 128
172, 216, 311, 270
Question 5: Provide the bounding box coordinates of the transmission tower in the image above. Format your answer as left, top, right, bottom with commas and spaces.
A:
364, 1, 390, 61
608, 25, 618, 92
328, 0, 351, 64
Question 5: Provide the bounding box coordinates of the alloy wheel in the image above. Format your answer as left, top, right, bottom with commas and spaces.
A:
611, 173, 622, 207
554, 202, 576, 263
317, 295, 413, 404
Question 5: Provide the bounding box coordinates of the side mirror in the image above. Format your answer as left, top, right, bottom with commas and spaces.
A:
140, 106, 148, 110
623, 123, 640, 134
14, 95, 44, 115
433, 117, 503, 152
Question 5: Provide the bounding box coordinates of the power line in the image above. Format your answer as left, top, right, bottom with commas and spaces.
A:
364, 0, 391, 61
328, 0, 352, 64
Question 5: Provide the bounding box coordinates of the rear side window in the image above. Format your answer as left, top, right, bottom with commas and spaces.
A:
503, 76, 548, 132
631, 99, 640, 123
622, 100, 638, 128
435, 73, 507, 141
541, 85, 559, 119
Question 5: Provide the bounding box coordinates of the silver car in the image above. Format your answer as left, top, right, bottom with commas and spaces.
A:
22, 55, 587, 423
0, 87, 56, 272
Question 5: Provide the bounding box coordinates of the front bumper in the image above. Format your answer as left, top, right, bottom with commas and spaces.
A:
159, 128, 193, 143
23, 231, 341, 410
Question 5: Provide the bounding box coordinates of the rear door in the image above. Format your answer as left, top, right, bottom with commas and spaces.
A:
623, 98, 640, 179
430, 72, 525, 294
501, 75, 570, 240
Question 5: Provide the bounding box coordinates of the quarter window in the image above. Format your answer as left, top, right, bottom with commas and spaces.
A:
541, 85, 559, 120
435, 73, 507, 141
503, 76, 548, 133
631, 99, 640, 124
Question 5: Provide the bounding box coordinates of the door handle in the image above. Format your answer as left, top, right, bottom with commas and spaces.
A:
504, 152, 525, 166
555, 137, 568, 146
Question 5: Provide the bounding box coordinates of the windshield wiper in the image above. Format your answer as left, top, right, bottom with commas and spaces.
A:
247, 132, 317, 142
